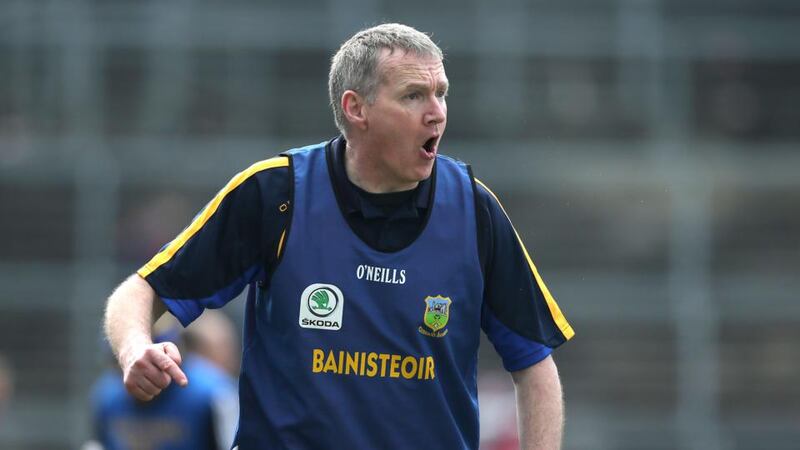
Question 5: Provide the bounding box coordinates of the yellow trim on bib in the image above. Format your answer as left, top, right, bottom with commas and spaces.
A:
138, 156, 290, 278
475, 178, 574, 340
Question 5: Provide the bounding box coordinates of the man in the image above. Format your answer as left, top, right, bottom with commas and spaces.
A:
105, 23, 574, 449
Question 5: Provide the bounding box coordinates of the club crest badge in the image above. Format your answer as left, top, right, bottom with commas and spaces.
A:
418, 295, 452, 338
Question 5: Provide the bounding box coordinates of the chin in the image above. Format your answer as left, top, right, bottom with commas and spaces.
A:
414, 166, 435, 182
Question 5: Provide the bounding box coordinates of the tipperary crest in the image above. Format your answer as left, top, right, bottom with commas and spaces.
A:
418, 295, 452, 338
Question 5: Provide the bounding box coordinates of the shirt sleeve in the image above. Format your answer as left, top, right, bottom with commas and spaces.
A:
481, 303, 553, 372
137, 157, 291, 326
475, 178, 574, 370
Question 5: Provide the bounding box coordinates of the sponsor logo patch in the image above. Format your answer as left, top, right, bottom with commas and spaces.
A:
299, 283, 344, 330
418, 295, 451, 338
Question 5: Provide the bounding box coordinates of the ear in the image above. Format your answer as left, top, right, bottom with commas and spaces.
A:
341, 90, 368, 131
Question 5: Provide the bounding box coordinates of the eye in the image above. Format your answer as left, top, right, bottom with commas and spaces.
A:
436, 90, 448, 99
406, 92, 421, 100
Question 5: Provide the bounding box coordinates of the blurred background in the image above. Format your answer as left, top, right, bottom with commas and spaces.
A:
0, 0, 798, 449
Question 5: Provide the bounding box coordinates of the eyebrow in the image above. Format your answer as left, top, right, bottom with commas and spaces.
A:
400, 80, 449, 92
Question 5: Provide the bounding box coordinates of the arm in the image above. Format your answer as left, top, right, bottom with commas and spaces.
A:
511, 355, 564, 450
104, 274, 188, 401
105, 159, 288, 401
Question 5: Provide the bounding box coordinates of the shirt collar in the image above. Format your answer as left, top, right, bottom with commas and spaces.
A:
328, 135, 432, 219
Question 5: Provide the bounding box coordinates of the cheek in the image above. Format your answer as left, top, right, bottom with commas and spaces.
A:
382, 106, 414, 130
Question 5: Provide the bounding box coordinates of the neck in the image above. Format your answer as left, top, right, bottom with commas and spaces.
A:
344, 141, 418, 194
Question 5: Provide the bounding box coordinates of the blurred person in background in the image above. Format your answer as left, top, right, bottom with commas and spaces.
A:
182, 309, 241, 379
89, 314, 238, 450
104, 23, 573, 449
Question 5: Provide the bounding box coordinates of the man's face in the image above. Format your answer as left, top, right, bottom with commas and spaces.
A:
361, 49, 448, 191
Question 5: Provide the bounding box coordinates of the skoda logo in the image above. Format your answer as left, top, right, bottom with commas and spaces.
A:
307, 287, 338, 317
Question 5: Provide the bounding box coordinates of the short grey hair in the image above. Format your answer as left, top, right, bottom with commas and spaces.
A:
328, 23, 444, 136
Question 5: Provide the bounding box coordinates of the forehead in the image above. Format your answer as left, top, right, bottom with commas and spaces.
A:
377, 49, 447, 87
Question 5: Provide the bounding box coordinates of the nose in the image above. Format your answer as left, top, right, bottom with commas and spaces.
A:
424, 96, 446, 126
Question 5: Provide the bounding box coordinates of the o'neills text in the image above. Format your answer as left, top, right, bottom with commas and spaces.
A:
356, 264, 406, 285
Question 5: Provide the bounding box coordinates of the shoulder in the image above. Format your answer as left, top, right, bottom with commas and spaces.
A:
214, 156, 291, 209
471, 177, 508, 223
234, 139, 335, 186
230, 156, 290, 186
202, 155, 291, 209
245, 156, 290, 172
282, 140, 329, 157
473, 178, 502, 206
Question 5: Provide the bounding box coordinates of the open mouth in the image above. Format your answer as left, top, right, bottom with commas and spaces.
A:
422, 137, 436, 154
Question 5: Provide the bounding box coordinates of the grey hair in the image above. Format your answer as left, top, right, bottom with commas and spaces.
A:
328, 23, 444, 136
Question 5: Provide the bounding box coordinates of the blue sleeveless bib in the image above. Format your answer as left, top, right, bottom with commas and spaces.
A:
236, 142, 484, 449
